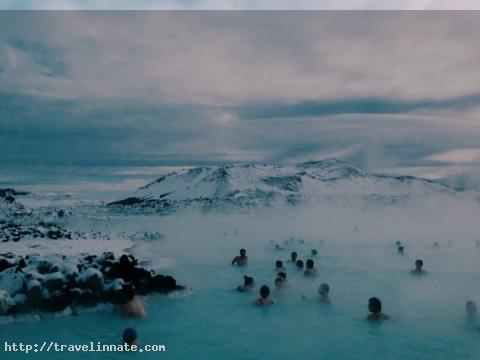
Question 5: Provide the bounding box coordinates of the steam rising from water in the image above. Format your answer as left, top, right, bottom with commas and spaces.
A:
2, 182, 480, 358
120, 193, 480, 358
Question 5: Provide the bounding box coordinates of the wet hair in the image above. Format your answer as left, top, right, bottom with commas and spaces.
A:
319, 283, 330, 294
415, 259, 423, 266
123, 327, 138, 345
240, 249, 246, 255
311, 249, 318, 256
122, 284, 136, 302
260, 285, 270, 299
244, 275, 254, 287
306, 259, 314, 269
278, 272, 287, 280
275, 260, 283, 268
296, 260, 304, 269
291, 252, 297, 260
398, 246, 404, 253
368, 297, 382, 313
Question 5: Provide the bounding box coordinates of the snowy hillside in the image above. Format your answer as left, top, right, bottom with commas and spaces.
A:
109, 159, 454, 210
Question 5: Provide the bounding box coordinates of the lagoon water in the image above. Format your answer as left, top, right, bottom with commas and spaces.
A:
2, 166, 480, 359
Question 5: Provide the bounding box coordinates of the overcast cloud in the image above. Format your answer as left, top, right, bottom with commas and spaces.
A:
2, 1, 480, 10
1, 11, 480, 176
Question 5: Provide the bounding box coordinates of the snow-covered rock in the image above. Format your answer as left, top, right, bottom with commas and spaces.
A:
0, 290, 14, 315
0, 252, 183, 316
78, 268, 104, 292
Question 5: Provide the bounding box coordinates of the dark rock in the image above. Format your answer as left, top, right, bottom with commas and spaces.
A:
5, 195, 15, 203
150, 274, 177, 291
0, 258, 15, 272
43, 273, 65, 292
36, 261, 51, 274
78, 269, 104, 293
41, 291, 71, 312
84, 255, 97, 263
24, 280, 43, 304
75, 289, 101, 307
0, 188, 29, 197
107, 197, 144, 206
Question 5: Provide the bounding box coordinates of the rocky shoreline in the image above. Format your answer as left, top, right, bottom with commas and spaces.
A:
0, 252, 183, 316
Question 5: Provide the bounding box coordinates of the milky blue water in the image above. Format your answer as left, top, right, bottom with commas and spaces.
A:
2, 166, 480, 359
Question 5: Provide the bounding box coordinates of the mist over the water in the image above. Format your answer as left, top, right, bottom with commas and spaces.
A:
122, 191, 480, 359
2, 162, 480, 359
3, 9, 480, 359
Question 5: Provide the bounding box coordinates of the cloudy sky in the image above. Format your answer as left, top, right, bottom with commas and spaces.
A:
2, 1, 480, 10
2, 10, 480, 179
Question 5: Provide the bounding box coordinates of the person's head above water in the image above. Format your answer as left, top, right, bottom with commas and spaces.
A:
275, 260, 283, 268
367, 297, 389, 320
278, 272, 287, 280
398, 246, 404, 254
368, 297, 382, 314
244, 275, 255, 288
415, 259, 423, 271
296, 260, 304, 269
306, 259, 314, 269
240, 249, 246, 257
123, 327, 138, 346
311, 249, 318, 256
466, 300, 478, 314
290, 252, 297, 261
319, 283, 330, 296
260, 285, 270, 299
121, 284, 136, 303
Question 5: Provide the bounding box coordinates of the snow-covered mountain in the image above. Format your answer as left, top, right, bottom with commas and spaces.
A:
109, 159, 455, 211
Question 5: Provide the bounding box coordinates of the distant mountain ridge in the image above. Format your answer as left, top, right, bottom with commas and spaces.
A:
109, 159, 454, 211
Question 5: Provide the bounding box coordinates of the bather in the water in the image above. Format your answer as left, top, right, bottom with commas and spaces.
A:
275, 272, 288, 290
296, 259, 304, 270
274, 277, 283, 290
237, 275, 255, 292
466, 300, 479, 329
311, 249, 318, 257
288, 252, 298, 263
411, 259, 427, 275
123, 327, 138, 346
121, 286, 146, 319
367, 297, 389, 321
397, 246, 405, 255
275, 260, 286, 273
304, 259, 318, 277
253, 285, 274, 305
231, 249, 248, 266
318, 283, 331, 304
